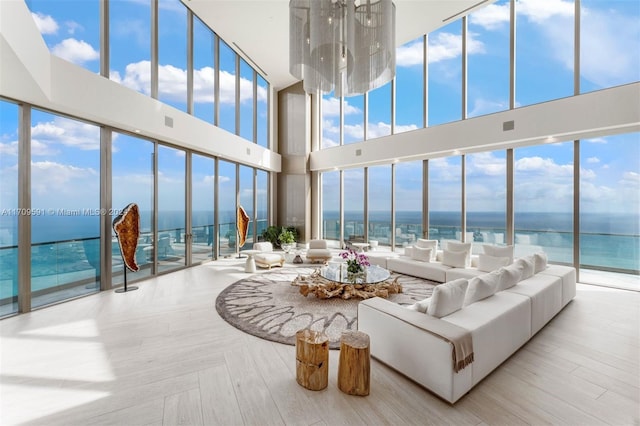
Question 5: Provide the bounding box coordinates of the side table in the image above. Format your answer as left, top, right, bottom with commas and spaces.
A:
241, 249, 260, 273
337, 330, 370, 396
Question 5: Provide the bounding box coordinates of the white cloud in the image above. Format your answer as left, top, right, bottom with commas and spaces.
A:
468, 97, 509, 118
31, 117, 100, 151
31, 12, 58, 35
321, 97, 361, 117
517, 0, 574, 23
470, 2, 510, 30
515, 156, 573, 177
585, 137, 607, 144
396, 39, 423, 67
586, 157, 600, 164
64, 20, 83, 35
621, 171, 640, 187
51, 38, 99, 65
428, 32, 485, 64
0, 141, 18, 156
31, 161, 98, 201
467, 152, 506, 177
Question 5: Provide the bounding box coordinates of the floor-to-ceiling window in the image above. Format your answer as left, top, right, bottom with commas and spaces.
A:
218, 160, 236, 257
193, 16, 215, 124
239, 165, 254, 247
368, 165, 392, 247
395, 36, 424, 132
429, 156, 463, 246
112, 132, 155, 284
256, 170, 268, 240
343, 169, 364, 242
467, 0, 510, 118
239, 60, 254, 142
257, 76, 269, 148
515, 0, 574, 107
367, 84, 391, 139
28, 0, 100, 74
515, 143, 574, 262
580, 0, 640, 94
466, 151, 507, 254
321, 171, 340, 240
191, 153, 215, 263
321, 94, 340, 148
157, 145, 186, 273
428, 20, 463, 126
158, 0, 187, 111
395, 161, 423, 248
343, 95, 364, 144
30, 110, 100, 308
580, 133, 640, 282
109, 0, 151, 95
218, 41, 237, 134
0, 100, 19, 316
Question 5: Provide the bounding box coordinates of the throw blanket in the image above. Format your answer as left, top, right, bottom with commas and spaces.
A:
363, 298, 474, 372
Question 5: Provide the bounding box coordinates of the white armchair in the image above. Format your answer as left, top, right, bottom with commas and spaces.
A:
253, 242, 284, 269
306, 239, 332, 264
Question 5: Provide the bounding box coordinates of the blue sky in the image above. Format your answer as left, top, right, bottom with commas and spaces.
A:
0, 0, 638, 233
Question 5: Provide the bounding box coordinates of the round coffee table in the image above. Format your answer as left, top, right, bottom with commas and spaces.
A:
319, 263, 390, 284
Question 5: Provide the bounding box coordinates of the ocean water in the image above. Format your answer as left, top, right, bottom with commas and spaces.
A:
0, 210, 638, 305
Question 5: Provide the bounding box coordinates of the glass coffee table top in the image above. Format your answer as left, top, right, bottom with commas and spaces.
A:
319, 263, 390, 284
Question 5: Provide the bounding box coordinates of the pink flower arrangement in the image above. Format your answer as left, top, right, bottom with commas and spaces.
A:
340, 248, 370, 274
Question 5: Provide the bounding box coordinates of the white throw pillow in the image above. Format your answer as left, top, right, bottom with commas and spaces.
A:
464, 272, 500, 306
408, 297, 431, 313
411, 246, 432, 262
497, 264, 521, 291
447, 241, 472, 253
404, 246, 414, 258
533, 252, 548, 273
515, 257, 535, 280
483, 244, 514, 263
442, 249, 469, 268
427, 279, 469, 318
415, 239, 438, 261
478, 253, 511, 272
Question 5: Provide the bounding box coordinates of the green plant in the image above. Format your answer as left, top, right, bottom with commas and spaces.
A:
279, 229, 295, 244
261, 225, 297, 248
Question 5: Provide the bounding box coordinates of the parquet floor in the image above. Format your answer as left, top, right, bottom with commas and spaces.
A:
1, 258, 638, 425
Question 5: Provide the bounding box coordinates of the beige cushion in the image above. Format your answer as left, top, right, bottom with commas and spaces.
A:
415, 239, 438, 261
533, 252, 548, 273
309, 239, 328, 249
515, 257, 535, 280
442, 249, 469, 268
497, 264, 522, 291
253, 241, 273, 252
483, 244, 514, 263
411, 246, 432, 262
478, 253, 511, 272
464, 271, 500, 306
427, 278, 469, 318
408, 297, 431, 313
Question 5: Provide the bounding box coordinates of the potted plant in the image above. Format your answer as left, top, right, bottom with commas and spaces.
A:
279, 229, 296, 253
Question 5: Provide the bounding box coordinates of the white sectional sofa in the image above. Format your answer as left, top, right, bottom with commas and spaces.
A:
357, 252, 576, 404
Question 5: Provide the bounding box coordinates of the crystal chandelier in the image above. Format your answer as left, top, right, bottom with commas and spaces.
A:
289, 0, 396, 97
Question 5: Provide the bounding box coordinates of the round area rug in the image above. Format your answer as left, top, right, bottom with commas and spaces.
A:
215, 267, 437, 349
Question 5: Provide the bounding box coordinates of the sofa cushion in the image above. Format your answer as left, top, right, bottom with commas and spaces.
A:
497, 264, 522, 291
386, 257, 451, 282
445, 267, 485, 282
515, 257, 535, 280
478, 253, 511, 272
408, 297, 431, 313
483, 244, 514, 263
504, 273, 562, 335
427, 279, 469, 318
442, 249, 469, 268
416, 239, 438, 261
464, 271, 500, 306
533, 252, 548, 273
411, 246, 432, 262
253, 241, 274, 252
447, 241, 472, 253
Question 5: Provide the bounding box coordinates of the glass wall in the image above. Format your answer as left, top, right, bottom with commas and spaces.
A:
256, 170, 268, 240
239, 60, 254, 142
321, 94, 340, 148
28, 0, 100, 74
515, 0, 574, 106
395, 36, 424, 132
0, 100, 19, 316
239, 165, 254, 247
157, 145, 186, 273
343, 169, 364, 242
343, 95, 364, 144
428, 157, 462, 245
515, 143, 574, 262
466, 151, 507, 254
428, 20, 463, 126
158, 0, 188, 111
218, 160, 236, 257
193, 16, 215, 124
580, 133, 640, 278
109, 0, 151, 95
112, 132, 154, 284
191, 153, 215, 263
467, 0, 510, 118
580, 0, 640, 94
368, 165, 392, 247
257, 76, 269, 148
321, 171, 340, 240
219, 41, 237, 134
367, 84, 391, 139
30, 110, 100, 308
395, 161, 423, 247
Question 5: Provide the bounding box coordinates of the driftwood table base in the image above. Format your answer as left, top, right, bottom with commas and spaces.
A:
291, 270, 402, 300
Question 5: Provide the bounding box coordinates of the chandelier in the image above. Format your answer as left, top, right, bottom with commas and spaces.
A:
289, 0, 396, 97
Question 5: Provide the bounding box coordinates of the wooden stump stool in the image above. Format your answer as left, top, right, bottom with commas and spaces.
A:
295, 329, 329, 391
337, 331, 370, 396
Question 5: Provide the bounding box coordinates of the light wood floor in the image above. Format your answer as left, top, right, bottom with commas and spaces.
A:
1, 258, 638, 425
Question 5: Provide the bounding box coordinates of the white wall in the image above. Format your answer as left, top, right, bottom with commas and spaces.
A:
310, 83, 640, 171
0, 0, 281, 172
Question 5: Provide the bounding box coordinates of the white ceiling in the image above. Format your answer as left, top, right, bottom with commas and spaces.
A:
183, 0, 493, 91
